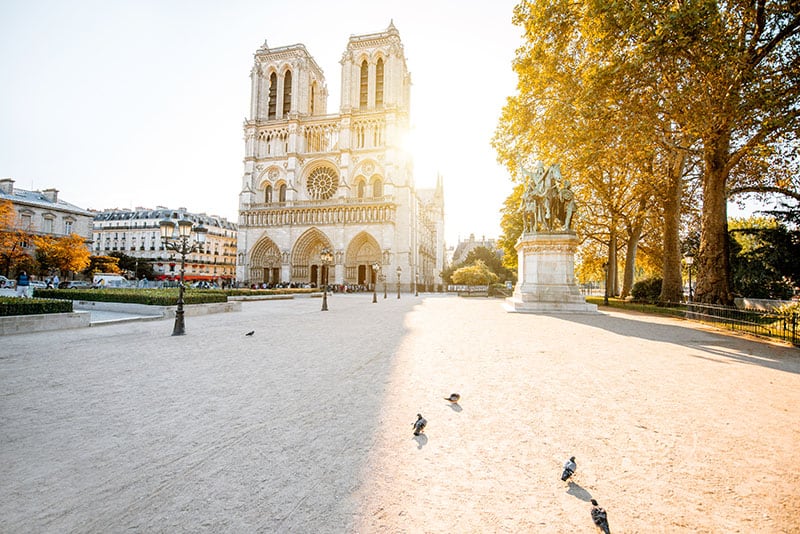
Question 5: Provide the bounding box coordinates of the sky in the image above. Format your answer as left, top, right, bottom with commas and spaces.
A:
0, 0, 522, 246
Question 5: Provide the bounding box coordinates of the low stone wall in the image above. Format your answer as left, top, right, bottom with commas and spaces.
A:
74, 300, 167, 317
0, 311, 90, 336
162, 301, 241, 318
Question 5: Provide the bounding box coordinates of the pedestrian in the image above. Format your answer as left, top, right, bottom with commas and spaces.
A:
16, 270, 30, 298
53, 274, 60, 288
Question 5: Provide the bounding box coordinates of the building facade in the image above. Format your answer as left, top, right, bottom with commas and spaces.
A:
92, 207, 237, 284
0, 177, 93, 244
236, 23, 445, 291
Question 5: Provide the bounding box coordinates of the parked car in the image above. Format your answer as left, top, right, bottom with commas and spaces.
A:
29, 280, 48, 289
0, 275, 14, 289
58, 280, 93, 289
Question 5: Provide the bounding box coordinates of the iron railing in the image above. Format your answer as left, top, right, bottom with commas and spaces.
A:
685, 302, 799, 346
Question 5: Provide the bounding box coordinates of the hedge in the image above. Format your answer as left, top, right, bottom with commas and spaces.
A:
33, 288, 228, 306
224, 288, 318, 297
0, 297, 74, 316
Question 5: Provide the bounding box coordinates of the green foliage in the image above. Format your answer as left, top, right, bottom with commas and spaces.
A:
729, 216, 798, 299
631, 278, 663, 302
33, 288, 228, 306
441, 246, 514, 285
107, 251, 156, 279
0, 297, 73, 316
451, 260, 499, 286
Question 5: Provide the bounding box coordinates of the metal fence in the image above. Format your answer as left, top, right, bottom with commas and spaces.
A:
685, 302, 799, 346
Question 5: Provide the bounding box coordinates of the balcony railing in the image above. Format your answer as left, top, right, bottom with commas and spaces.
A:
241, 197, 396, 227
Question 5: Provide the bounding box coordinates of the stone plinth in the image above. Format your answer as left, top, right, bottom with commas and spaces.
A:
505, 232, 598, 313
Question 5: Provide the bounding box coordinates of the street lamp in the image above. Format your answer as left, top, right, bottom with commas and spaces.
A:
415, 271, 419, 297
396, 265, 402, 299
372, 263, 380, 303
602, 261, 609, 306
685, 254, 694, 302
159, 218, 208, 336
320, 247, 333, 311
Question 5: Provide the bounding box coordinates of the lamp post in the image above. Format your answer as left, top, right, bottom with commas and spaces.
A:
320, 247, 332, 311
602, 261, 609, 306
372, 263, 380, 303
159, 218, 208, 336
396, 265, 402, 299
685, 254, 694, 302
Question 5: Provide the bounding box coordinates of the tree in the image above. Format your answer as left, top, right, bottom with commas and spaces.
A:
451, 260, 499, 286
33, 234, 91, 276
107, 251, 155, 279
729, 215, 799, 299
496, 1, 800, 306
83, 255, 122, 276
0, 199, 33, 277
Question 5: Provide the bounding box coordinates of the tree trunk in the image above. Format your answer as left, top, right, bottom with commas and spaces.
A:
659, 148, 687, 303
696, 135, 734, 305
621, 198, 647, 299
608, 229, 619, 297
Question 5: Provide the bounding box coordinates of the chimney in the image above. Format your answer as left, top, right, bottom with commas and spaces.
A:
42, 188, 59, 203
0, 178, 14, 195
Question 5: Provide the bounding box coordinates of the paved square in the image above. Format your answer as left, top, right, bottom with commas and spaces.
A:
1, 295, 798, 532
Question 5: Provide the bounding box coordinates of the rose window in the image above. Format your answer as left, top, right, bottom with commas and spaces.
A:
306, 166, 339, 199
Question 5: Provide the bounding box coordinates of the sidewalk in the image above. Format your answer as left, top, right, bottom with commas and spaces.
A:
1, 294, 797, 533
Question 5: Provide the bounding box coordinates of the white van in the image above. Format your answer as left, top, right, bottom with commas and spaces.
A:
92, 273, 131, 288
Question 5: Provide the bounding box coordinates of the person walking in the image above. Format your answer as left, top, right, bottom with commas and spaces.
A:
16, 271, 30, 298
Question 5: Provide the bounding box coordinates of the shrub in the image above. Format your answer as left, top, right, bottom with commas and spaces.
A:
631, 277, 663, 302
33, 288, 227, 306
0, 297, 73, 316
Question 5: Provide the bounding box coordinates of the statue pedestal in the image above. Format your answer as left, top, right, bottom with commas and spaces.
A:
505, 232, 598, 313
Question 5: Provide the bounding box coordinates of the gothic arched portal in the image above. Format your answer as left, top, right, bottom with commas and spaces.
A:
291, 228, 333, 286
249, 236, 282, 285
345, 231, 381, 287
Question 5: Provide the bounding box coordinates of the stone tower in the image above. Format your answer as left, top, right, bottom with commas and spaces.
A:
236, 23, 445, 291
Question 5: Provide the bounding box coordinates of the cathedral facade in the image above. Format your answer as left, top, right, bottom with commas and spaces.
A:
236, 23, 445, 291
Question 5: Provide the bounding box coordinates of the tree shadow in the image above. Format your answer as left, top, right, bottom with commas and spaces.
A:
551, 309, 800, 375
413, 433, 428, 449
566, 481, 592, 502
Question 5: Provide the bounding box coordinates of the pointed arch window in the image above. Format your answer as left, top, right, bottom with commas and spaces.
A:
359, 60, 368, 110
310, 82, 316, 115
282, 70, 292, 116
265, 185, 273, 204
279, 184, 287, 202
375, 58, 384, 107
372, 178, 383, 198
357, 179, 365, 198
268, 72, 277, 120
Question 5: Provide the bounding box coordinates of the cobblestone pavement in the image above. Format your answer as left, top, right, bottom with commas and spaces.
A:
1, 295, 798, 533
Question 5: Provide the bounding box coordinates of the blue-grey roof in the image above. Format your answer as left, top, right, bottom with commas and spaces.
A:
93, 208, 237, 230
0, 188, 92, 216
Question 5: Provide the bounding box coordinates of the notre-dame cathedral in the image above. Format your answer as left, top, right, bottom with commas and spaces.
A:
236, 22, 446, 291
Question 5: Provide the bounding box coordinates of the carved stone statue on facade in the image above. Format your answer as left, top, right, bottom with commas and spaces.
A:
518, 160, 577, 233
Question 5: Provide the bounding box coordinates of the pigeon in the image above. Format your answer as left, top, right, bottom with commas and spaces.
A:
245, 330, 255, 336
444, 393, 461, 403
412, 413, 427, 436
561, 456, 577, 481
590, 499, 610, 534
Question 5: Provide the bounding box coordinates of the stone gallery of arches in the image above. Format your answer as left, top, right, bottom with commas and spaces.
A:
236, 22, 446, 291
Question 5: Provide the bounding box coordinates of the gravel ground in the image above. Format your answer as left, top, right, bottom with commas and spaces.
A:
1, 294, 798, 533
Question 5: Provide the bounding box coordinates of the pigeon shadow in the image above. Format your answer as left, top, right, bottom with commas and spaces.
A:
413, 433, 428, 449
566, 481, 593, 502
447, 403, 462, 412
